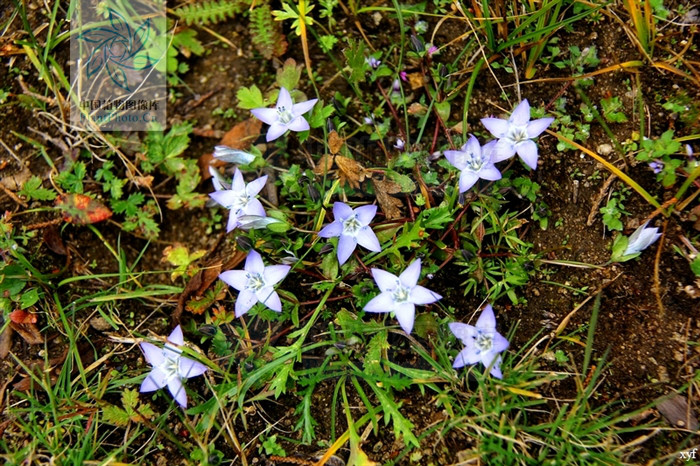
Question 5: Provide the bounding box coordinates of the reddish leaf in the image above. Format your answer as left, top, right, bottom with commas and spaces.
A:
55, 194, 112, 225
43, 225, 68, 255
220, 117, 262, 150
9, 309, 37, 324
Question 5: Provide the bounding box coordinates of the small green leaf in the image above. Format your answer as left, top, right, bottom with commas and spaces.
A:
18, 176, 56, 201
237, 85, 265, 109
321, 250, 338, 279
276, 59, 303, 92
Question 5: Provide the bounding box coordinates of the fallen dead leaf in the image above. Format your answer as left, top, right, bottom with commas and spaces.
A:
0, 326, 12, 359
373, 178, 403, 219
657, 393, 699, 430
335, 156, 370, 190
328, 130, 344, 155
10, 322, 43, 345
43, 225, 68, 255
220, 117, 263, 151
406, 72, 425, 90
55, 194, 112, 225
134, 175, 154, 188
313, 154, 335, 176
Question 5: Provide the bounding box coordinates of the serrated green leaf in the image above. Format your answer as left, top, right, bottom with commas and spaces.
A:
276, 60, 303, 92
103, 405, 131, 426
237, 85, 265, 109
18, 176, 56, 201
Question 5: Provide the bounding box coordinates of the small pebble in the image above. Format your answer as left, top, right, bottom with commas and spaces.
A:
596, 143, 613, 156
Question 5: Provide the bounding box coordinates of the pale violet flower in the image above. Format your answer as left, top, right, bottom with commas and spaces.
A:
366, 56, 381, 69
251, 87, 318, 142
449, 305, 509, 378
623, 221, 661, 256
219, 250, 290, 317
394, 138, 405, 151
481, 99, 554, 170
364, 259, 442, 334
444, 135, 502, 193
209, 168, 268, 233
140, 325, 208, 408
649, 161, 663, 174
318, 202, 381, 265
212, 145, 255, 165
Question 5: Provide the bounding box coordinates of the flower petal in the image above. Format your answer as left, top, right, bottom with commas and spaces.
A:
140, 342, 164, 366
449, 322, 477, 343
337, 234, 357, 265
399, 259, 422, 288
363, 291, 395, 313
492, 332, 510, 353
476, 305, 496, 330
410, 285, 441, 305
167, 377, 187, 408
510, 99, 531, 126
179, 357, 208, 379
246, 175, 268, 197
516, 140, 539, 170
219, 270, 248, 291
394, 302, 416, 334
287, 116, 310, 132
292, 98, 318, 116
466, 134, 481, 156
226, 210, 241, 232
235, 289, 258, 317
453, 344, 481, 368
478, 165, 502, 181
371, 268, 400, 293
444, 150, 467, 171
140, 367, 168, 392
489, 355, 504, 379
354, 204, 377, 225
318, 221, 342, 238
245, 250, 265, 274
259, 288, 282, 312
209, 189, 238, 209
264, 264, 291, 285
266, 122, 288, 142
333, 202, 353, 220
277, 86, 293, 110
480, 117, 509, 138
232, 168, 245, 192
243, 198, 267, 218
481, 140, 498, 161
527, 117, 554, 138
168, 325, 184, 346
480, 351, 500, 377
250, 107, 278, 126
458, 170, 479, 193
355, 226, 381, 252
492, 140, 516, 162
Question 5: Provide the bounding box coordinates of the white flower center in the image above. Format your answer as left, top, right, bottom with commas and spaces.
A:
229, 191, 250, 212
507, 125, 529, 144
277, 105, 294, 125
246, 272, 266, 292
392, 283, 411, 303
342, 215, 362, 236
161, 348, 181, 380
465, 151, 485, 172
475, 331, 493, 352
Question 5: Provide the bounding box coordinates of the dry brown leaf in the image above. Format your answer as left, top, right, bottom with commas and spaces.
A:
406, 72, 425, 90
335, 156, 369, 190
10, 322, 43, 345
328, 130, 344, 155
373, 178, 403, 219
220, 117, 263, 151
407, 102, 428, 116
657, 394, 699, 430
134, 175, 154, 188
313, 154, 335, 175
0, 326, 12, 359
